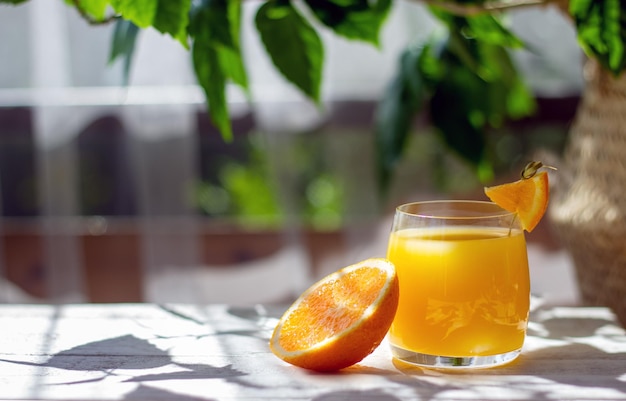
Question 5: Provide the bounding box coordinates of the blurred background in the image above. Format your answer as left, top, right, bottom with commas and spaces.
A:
0, 0, 581, 305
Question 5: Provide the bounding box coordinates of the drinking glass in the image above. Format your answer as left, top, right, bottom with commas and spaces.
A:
387, 200, 530, 368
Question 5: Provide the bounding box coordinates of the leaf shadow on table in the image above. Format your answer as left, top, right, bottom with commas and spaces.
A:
122, 362, 247, 384
124, 384, 218, 401
0, 335, 170, 372
0, 334, 260, 398
385, 314, 626, 401
518, 315, 626, 396
226, 305, 285, 322
310, 389, 402, 401
153, 304, 277, 342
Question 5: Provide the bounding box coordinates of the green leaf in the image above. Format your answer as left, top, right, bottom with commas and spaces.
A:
570, 0, 626, 75
190, 0, 236, 48
255, 1, 324, 103
440, 22, 535, 121
430, 71, 486, 165
375, 10, 534, 187
303, 0, 392, 46
429, 63, 488, 167
569, 0, 593, 16
153, 0, 191, 47
70, 0, 109, 20
427, 30, 533, 176
0, 0, 30, 4
109, 19, 140, 86
431, 30, 533, 162
189, 0, 248, 92
111, 0, 157, 28
435, 13, 524, 77
218, 47, 248, 91
375, 46, 427, 192
474, 42, 535, 122
193, 38, 233, 141
111, 0, 190, 46
465, 14, 524, 49
189, 0, 251, 141
495, 49, 535, 119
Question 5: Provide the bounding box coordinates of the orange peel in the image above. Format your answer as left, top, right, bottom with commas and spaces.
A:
269, 258, 399, 371
484, 163, 551, 232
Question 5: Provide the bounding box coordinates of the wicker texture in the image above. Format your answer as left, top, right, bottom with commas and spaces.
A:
550, 60, 626, 326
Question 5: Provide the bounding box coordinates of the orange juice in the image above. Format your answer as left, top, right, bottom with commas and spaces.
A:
387, 226, 530, 358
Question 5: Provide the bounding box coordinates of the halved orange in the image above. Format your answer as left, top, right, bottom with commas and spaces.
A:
269, 258, 399, 371
484, 169, 549, 232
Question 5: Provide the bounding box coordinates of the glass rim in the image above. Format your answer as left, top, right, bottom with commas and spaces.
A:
395, 200, 515, 220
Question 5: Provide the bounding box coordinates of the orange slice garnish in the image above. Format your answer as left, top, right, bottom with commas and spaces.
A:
484, 163, 550, 232
269, 258, 399, 371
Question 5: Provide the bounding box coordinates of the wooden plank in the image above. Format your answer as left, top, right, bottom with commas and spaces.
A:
0, 304, 625, 400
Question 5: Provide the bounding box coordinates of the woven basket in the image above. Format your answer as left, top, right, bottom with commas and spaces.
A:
549, 59, 626, 326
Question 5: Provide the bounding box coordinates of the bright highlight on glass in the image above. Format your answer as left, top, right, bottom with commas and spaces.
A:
387, 200, 530, 368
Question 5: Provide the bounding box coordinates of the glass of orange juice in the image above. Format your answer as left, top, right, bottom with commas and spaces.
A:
387, 200, 530, 368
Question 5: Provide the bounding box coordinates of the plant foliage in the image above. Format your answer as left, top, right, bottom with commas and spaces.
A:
570, 0, 626, 75
376, 9, 536, 190
255, 1, 324, 104
2, 0, 626, 190
20, 0, 389, 145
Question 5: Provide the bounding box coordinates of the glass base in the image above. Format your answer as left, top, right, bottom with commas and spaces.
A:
390, 344, 521, 369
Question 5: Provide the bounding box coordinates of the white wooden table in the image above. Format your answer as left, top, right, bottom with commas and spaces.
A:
1, 303, 625, 400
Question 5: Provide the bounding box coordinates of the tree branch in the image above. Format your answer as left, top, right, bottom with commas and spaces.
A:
71, 0, 119, 25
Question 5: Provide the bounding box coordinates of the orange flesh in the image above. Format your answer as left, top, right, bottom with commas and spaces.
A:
484, 171, 549, 232
279, 267, 386, 351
